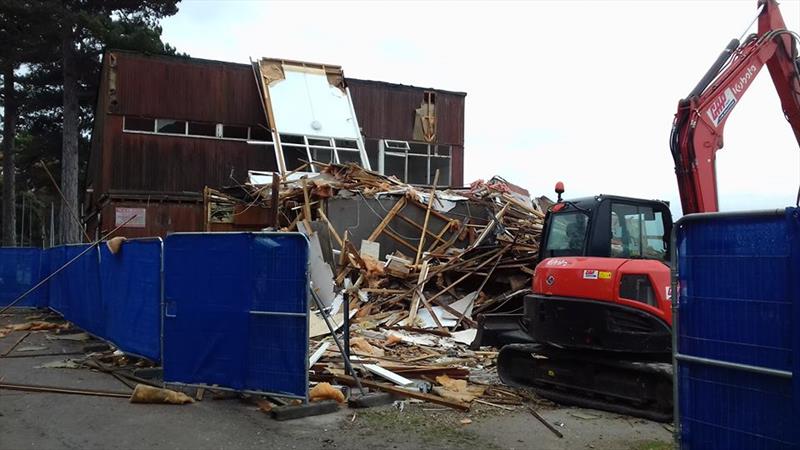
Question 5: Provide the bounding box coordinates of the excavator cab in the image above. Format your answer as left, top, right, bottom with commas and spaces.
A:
473, 186, 676, 421
538, 194, 672, 264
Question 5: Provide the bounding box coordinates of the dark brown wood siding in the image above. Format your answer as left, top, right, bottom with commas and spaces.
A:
111, 51, 265, 126
99, 200, 204, 239
347, 79, 466, 146
105, 116, 278, 192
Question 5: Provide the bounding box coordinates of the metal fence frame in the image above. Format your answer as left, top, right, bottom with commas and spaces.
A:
161, 231, 311, 402
670, 209, 794, 449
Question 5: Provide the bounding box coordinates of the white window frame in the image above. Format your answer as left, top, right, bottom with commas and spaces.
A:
378, 139, 451, 185
122, 116, 274, 143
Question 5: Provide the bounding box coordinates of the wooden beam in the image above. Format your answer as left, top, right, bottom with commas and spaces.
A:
407, 261, 430, 327
327, 374, 470, 412
367, 197, 406, 242
415, 170, 440, 265
317, 207, 343, 249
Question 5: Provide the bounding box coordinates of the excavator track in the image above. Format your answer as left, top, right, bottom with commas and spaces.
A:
498, 343, 673, 422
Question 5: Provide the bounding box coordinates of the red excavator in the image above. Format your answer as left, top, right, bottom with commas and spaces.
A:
477, 0, 800, 421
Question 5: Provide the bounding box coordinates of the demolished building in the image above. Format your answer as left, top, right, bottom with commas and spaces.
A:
84, 51, 466, 239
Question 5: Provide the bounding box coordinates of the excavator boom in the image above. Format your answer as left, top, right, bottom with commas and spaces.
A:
670, 0, 800, 214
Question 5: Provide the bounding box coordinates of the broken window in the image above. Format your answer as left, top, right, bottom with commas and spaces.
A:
311, 147, 334, 164
124, 117, 155, 132
156, 119, 186, 134
365, 139, 380, 170
378, 140, 451, 185
283, 146, 309, 171
188, 122, 217, 137
337, 150, 361, 164
249, 127, 272, 142
223, 125, 248, 140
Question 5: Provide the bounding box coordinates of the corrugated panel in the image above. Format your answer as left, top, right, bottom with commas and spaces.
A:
347, 79, 466, 145
675, 209, 800, 450
111, 51, 265, 126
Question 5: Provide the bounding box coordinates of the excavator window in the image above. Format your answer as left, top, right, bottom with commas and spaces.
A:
543, 212, 589, 257
610, 203, 667, 261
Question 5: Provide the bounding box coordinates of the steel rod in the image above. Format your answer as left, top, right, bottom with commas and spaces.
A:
674, 353, 792, 378
309, 287, 365, 395
528, 406, 564, 438
0, 382, 131, 398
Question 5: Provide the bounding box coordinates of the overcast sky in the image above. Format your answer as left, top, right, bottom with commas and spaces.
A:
161, 0, 800, 217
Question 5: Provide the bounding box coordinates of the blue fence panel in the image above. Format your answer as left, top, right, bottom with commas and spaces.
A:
0, 248, 47, 307
676, 209, 800, 450
99, 239, 163, 361
48, 245, 104, 337
163, 233, 309, 399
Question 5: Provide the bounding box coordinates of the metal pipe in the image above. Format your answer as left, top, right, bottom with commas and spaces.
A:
343, 290, 350, 364
675, 353, 793, 378
0, 382, 131, 398
309, 286, 365, 395
687, 39, 740, 99
248, 311, 306, 317
670, 222, 681, 449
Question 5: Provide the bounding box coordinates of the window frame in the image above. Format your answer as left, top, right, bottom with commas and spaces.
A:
378, 139, 451, 185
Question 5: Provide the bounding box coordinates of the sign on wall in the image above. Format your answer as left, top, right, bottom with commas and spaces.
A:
115, 207, 146, 228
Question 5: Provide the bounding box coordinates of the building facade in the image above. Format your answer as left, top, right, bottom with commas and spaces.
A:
86, 51, 466, 238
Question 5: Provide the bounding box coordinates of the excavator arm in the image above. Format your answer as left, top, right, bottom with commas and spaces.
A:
670, 0, 800, 214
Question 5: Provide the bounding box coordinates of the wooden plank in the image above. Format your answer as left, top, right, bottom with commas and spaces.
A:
407, 261, 429, 326
328, 374, 470, 412
301, 178, 314, 232
415, 170, 440, 265
317, 207, 343, 249
367, 197, 406, 242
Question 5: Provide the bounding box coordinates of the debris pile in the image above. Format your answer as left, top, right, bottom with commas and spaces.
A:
226, 162, 548, 410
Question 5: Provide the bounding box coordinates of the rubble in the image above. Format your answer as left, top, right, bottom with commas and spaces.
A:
219, 161, 547, 411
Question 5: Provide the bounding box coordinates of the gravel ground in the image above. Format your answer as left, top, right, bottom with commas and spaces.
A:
0, 309, 672, 450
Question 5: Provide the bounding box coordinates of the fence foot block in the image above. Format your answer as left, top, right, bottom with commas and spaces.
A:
271, 400, 339, 421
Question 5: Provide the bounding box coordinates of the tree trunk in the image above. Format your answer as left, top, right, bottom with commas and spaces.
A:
61, 32, 81, 244
2, 63, 17, 247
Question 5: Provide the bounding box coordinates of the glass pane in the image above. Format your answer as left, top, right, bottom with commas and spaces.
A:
280, 134, 305, 144
124, 117, 155, 132
188, 122, 216, 137
308, 138, 332, 147
337, 150, 361, 165
385, 154, 405, 181
543, 212, 589, 257
430, 157, 450, 185
250, 127, 271, 141
384, 140, 409, 151
311, 148, 334, 164
644, 211, 667, 260
283, 147, 308, 171
436, 145, 450, 156
335, 139, 358, 149
365, 139, 379, 171
223, 125, 248, 139
156, 119, 186, 134
409, 143, 429, 155
611, 203, 644, 258
407, 155, 428, 184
